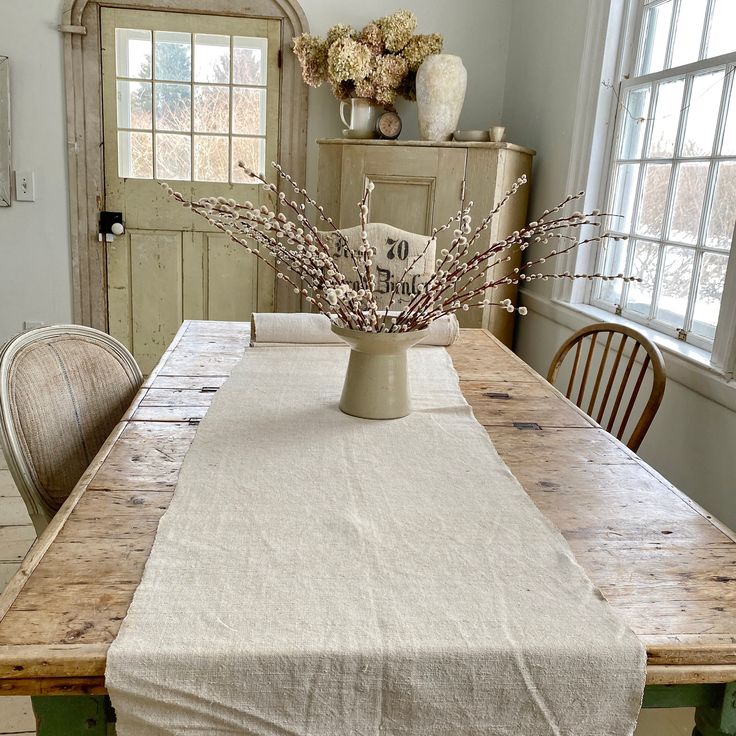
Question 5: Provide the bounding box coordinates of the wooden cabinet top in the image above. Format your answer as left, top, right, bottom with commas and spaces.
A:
317, 138, 536, 156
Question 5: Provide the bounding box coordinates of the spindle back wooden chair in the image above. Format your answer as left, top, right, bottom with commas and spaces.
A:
546, 322, 666, 453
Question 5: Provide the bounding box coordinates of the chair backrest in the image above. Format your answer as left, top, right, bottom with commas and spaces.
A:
0, 325, 142, 534
546, 322, 666, 453
322, 223, 436, 309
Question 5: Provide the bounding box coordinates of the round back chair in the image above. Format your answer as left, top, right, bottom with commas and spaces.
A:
547, 322, 666, 453
0, 325, 142, 534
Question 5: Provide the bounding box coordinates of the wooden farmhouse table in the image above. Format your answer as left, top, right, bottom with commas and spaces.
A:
2, 321, 736, 735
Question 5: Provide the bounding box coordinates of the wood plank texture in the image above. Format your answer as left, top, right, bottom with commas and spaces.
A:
0, 322, 734, 696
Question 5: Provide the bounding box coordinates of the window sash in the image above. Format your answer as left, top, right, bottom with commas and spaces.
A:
590, 2, 736, 354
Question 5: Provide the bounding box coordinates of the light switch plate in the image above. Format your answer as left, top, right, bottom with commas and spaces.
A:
15, 170, 35, 201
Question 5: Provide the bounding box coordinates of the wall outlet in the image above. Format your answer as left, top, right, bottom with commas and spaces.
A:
14, 171, 35, 202
23, 321, 46, 331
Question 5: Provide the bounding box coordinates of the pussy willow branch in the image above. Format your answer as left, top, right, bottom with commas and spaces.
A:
163, 162, 639, 333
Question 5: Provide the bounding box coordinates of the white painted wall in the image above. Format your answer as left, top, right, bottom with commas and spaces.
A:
502, 0, 736, 531
0, 0, 73, 341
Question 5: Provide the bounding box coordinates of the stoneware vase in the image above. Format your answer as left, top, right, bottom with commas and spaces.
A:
416, 54, 467, 141
332, 325, 429, 420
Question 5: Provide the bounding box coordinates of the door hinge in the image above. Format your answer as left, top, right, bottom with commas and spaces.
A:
277, 49, 282, 68
58, 24, 87, 35
460, 178, 466, 202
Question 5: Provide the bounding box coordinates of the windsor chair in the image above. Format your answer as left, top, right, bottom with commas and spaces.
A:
546, 322, 666, 452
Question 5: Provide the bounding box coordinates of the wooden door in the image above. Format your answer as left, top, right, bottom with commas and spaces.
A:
337, 145, 466, 252
101, 8, 280, 373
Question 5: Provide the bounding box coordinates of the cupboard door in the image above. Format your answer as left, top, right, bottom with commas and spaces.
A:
338, 145, 466, 253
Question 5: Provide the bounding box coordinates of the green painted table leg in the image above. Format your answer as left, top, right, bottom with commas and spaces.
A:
31, 695, 115, 735
641, 683, 736, 736
694, 683, 736, 736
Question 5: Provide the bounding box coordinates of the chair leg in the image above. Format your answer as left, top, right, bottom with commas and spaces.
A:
32, 694, 115, 735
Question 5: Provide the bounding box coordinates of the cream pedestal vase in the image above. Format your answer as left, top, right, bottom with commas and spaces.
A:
416, 54, 467, 141
331, 325, 428, 419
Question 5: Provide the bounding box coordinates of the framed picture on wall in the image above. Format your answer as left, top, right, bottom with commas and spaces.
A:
0, 56, 9, 207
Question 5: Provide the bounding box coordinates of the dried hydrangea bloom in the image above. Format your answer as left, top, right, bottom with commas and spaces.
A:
327, 37, 373, 85
373, 85, 397, 106
326, 23, 355, 47
374, 54, 408, 91
377, 9, 417, 52
353, 78, 376, 101
402, 33, 443, 71
292, 33, 329, 87
357, 22, 385, 55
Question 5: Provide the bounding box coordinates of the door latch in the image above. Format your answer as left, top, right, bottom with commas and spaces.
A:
99, 211, 125, 242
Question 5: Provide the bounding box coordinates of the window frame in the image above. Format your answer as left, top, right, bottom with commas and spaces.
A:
586, 0, 736, 363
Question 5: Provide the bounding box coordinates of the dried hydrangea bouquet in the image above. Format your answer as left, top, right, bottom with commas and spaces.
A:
165, 163, 635, 419
292, 10, 442, 106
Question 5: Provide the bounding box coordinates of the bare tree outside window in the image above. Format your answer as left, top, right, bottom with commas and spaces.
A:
116, 29, 267, 185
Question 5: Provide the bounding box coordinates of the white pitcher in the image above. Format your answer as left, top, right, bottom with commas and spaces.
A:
340, 98, 379, 139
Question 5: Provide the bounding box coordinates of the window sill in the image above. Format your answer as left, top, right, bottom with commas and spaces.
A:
519, 289, 736, 413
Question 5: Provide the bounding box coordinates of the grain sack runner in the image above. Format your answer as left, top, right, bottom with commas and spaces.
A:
107, 325, 646, 735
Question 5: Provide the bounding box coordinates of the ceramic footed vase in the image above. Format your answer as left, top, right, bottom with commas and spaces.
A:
331, 325, 429, 419
416, 54, 467, 141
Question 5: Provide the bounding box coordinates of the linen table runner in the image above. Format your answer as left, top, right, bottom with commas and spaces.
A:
250, 312, 459, 346
107, 345, 646, 736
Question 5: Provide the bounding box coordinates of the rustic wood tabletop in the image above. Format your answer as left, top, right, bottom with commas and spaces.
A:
2, 322, 735, 734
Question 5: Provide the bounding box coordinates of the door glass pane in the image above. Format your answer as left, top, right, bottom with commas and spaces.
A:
670, 0, 706, 68
706, 161, 736, 249
681, 70, 723, 156
154, 31, 191, 82
232, 137, 265, 183
118, 131, 152, 178
635, 163, 671, 237
233, 37, 267, 85
194, 34, 230, 83
116, 28, 151, 79
647, 79, 685, 158
706, 0, 736, 59
620, 87, 651, 160
233, 88, 266, 135
668, 162, 709, 244
693, 252, 727, 339
626, 240, 659, 317
194, 135, 229, 182
156, 133, 191, 180
194, 85, 230, 133
722, 89, 736, 155
638, 1, 673, 75
610, 163, 640, 232
117, 81, 151, 129
155, 83, 191, 131
656, 246, 694, 326
596, 238, 627, 305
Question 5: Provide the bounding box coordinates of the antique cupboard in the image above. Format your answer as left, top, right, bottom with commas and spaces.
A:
316, 139, 535, 345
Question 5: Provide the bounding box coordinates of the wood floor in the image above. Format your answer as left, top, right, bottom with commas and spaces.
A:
0, 454, 35, 735
0, 454, 696, 735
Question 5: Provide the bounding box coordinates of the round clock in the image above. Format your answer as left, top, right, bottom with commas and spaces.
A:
376, 110, 402, 140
